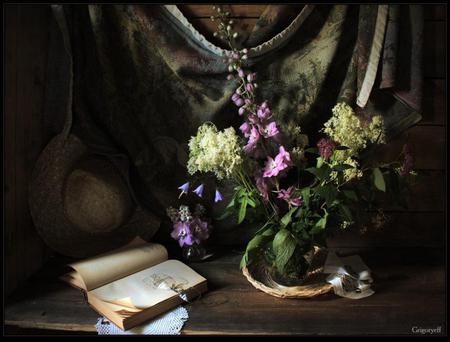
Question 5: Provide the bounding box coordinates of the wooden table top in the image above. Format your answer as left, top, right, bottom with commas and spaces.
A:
4, 249, 446, 335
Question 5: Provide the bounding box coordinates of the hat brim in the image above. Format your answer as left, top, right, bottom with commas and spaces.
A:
29, 133, 160, 258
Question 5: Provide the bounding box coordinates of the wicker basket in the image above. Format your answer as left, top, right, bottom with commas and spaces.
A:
242, 246, 333, 298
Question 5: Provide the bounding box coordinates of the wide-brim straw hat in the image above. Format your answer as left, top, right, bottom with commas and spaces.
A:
29, 133, 161, 258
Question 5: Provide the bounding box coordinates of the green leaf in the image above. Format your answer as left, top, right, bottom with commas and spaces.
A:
373, 167, 386, 192
281, 207, 298, 227
226, 197, 235, 209
246, 234, 265, 252
339, 204, 353, 222
343, 190, 358, 201
306, 165, 331, 180
240, 253, 248, 269
301, 187, 310, 207
310, 210, 328, 235
237, 198, 248, 224
215, 209, 232, 221
316, 157, 324, 168
273, 229, 297, 272
246, 197, 256, 208
315, 185, 337, 207
305, 147, 319, 154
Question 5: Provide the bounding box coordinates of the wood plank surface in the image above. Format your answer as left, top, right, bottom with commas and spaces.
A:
4, 4, 19, 296
179, 4, 265, 18
424, 4, 447, 21
420, 79, 445, 126
424, 21, 446, 78
4, 4, 52, 296
4, 252, 446, 335
374, 126, 445, 170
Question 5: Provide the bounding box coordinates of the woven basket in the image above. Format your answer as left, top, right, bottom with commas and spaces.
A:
242, 246, 333, 298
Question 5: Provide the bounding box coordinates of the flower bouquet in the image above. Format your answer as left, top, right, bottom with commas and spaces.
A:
173, 6, 416, 297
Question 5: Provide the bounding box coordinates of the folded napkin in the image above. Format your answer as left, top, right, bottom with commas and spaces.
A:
323, 251, 375, 299
95, 306, 189, 335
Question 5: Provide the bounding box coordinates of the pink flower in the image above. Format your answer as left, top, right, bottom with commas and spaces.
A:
238, 107, 246, 116
234, 98, 244, 107
231, 93, 240, 102
190, 218, 210, 241
243, 127, 260, 154
246, 83, 254, 93
317, 138, 337, 159
277, 146, 291, 163
400, 144, 414, 176
254, 170, 270, 201
247, 73, 257, 82
259, 121, 279, 138
257, 106, 271, 120
277, 186, 303, 207
239, 122, 251, 137
263, 146, 291, 177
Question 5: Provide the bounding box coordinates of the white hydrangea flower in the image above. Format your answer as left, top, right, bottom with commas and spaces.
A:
187, 123, 243, 180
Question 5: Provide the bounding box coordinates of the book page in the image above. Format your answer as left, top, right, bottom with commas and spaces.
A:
90, 259, 206, 309
69, 237, 168, 291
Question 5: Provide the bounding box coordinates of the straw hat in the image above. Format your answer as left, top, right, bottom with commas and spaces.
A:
29, 133, 161, 258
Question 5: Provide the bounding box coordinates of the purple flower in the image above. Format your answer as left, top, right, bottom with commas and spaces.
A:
257, 105, 271, 120
238, 69, 245, 78
246, 83, 254, 93
191, 218, 210, 242
227, 74, 234, 80
244, 98, 253, 106
317, 138, 337, 159
232, 52, 240, 60
238, 107, 246, 116
215, 189, 223, 203
248, 113, 259, 124
239, 122, 251, 137
277, 146, 291, 163
259, 121, 279, 138
255, 170, 270, 201
231, 93, 240, 102
177, 182, 189, 197
400, 144, 414, 176
260, 101, 268, 110
171, 222, 196, 247
193, 184, 204, 198
247, 73, 257, 82
277, 186, 303, 207
234, 98, 245, 107
263, 146, 291, 178
243, 127, 260, 154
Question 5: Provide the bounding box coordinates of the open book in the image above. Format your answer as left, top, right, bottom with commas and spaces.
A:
61, 237, 207, 330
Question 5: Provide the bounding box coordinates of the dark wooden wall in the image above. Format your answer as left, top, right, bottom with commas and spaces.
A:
4, 5, 446, 295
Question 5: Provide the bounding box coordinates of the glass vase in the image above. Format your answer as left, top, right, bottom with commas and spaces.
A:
182, 244, 212, 262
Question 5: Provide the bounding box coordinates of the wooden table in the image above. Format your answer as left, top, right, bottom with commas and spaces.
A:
5, 249, 446, 335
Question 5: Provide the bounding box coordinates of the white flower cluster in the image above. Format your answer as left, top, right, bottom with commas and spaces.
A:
323, 102, 386, 156
187, 123, 243, 180
324, 103, 386, 183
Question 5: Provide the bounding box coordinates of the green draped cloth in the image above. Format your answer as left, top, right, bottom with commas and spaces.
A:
47, 5, 423, 242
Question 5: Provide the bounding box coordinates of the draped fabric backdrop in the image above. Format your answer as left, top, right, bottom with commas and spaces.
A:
47, 4, 423, 241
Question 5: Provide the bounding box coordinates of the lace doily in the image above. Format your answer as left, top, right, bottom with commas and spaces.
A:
95, 306, 189, 335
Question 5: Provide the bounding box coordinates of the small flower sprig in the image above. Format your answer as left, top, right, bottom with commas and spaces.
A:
210, 6, 239, 50
177, 181, 223, 203
166, 204, 211, 247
